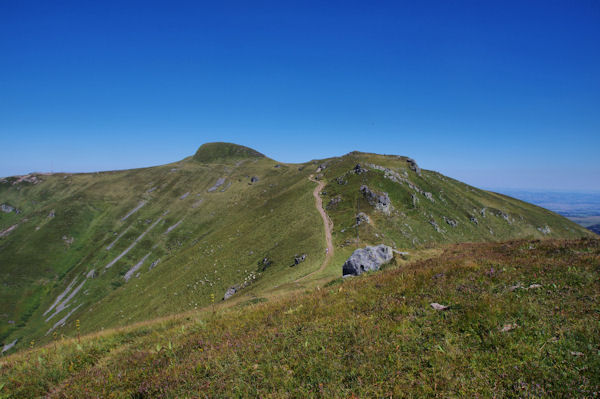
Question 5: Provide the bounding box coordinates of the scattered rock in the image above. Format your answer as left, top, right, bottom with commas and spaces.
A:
1, 204, 15, 213
360, 185, 392, 215
326, 196, 342, 209
13, 174, 41, 185
411, 194, 419, 208
496, 210, 511, 223
429, 220, 442, 233
430, 302, 449, 311
406, 158, 421, 176
355, 212, 370, 226
180, 192, 190, 200
86, 269, 96, 278
353, 164, 368, 175
570, 351, 584, 357
223, 286, 238, 300
342, 244, 393, 276
335, 176, 347, 185
49, 210, 56, 218
149, 259, 160, 270
62, 236, 74, 246
207, 178, 226, 192
500, 323, 517, 332
257, 257, 272, 272
220, 182, 232, 192
432, 273, 444, 279
444, 217, 458, 227
292, 254, 307, 266
480, 208, 487, 217
537, 225, 551, 235
274, 164, 282, 168
366, 163, 431, 201
2, 339, 18, 354
250, 176, 259, 183
528, 283, 542, 289
470, 216, 478, 225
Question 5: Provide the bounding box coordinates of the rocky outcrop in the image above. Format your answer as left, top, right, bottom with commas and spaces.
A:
444, 217, 458, 227
223, 286, 238, 300
429, 220, 442, 233
366, 163, 433, 202
1, 204, 15, 213
353, 164, 368, 175
537, 225, 551, 235
326, 196, 342, 209
355, 212, 370, 226
207, 178, 226, 192
360, 185, 392, 215
342, 244, 393, 276
292, 254, 307, 266
257, 257, 272, 272
406, 158, 421, 176
335, 176, 347, 185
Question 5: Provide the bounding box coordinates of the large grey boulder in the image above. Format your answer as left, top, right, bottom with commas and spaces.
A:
342, 244, 393, 276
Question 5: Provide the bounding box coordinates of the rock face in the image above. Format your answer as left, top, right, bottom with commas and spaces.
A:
360, 186, 392, 215
342, 244, 393, 276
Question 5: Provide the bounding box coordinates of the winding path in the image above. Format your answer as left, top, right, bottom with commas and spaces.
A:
296, 175, 334, 282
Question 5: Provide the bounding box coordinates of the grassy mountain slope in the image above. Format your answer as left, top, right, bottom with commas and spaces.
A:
1, 238, 598, 397
0, 143, 592, 354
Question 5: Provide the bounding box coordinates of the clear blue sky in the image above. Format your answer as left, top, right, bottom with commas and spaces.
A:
1, 0, 599, 191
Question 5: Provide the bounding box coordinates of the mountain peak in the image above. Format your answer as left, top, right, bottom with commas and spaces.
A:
193, 142, 265, 163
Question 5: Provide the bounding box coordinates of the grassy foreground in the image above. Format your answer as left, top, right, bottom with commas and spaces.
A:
1, 238, 598, 398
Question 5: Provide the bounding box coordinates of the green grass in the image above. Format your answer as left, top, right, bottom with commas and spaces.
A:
0, 144, 592, 354
1, 238, 598, 397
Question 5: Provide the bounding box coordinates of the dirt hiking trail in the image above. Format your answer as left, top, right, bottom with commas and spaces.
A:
296, 175, 334, 282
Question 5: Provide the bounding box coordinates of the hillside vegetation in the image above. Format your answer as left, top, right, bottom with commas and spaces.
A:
1, 238, 598, 397
0, 143, 592, 355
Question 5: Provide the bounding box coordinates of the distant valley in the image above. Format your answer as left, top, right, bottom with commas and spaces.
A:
496, 189, 600, 235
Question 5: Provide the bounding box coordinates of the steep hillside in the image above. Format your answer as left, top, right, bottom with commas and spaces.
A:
1, 238, 598, 397
0, 143, 592, 354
